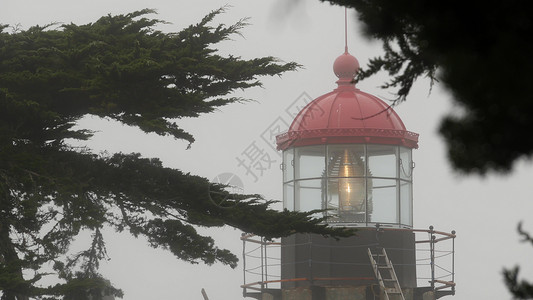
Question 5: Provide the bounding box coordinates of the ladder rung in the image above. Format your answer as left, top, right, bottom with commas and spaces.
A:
368, 247, 405, 300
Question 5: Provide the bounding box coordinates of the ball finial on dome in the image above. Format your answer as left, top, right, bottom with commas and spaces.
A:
333, 51, 359, 81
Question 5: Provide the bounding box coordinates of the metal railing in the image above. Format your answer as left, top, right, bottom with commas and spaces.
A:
241, 226, 456, 295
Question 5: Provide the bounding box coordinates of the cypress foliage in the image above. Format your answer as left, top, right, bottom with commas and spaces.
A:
0, 9, 350, 299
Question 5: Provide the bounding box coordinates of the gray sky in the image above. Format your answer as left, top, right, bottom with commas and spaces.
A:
2, 0, 533, 299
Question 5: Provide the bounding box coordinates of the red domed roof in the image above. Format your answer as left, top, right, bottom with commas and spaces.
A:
276, 50, 419, 151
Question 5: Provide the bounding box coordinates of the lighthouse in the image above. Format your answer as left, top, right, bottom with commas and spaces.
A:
241, 48, 456, 300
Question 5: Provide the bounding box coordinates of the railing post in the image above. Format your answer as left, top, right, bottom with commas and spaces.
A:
261, 237, 265, 292
264, 237, 268, 288
429, 225, 435, 290
308, 233, 313, 286
452, 230, 456, 292
242, 233, 247, 297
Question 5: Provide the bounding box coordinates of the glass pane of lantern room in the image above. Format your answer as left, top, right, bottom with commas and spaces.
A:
283, 149, 294, 182
369, 179, 398, 224
399, 147, 413, 180
295, 146, 326, 179
284, 181, 295, 211
294, 179, 322, 216
367, 145, 397, 179
400, 180, 412, 226
324, 178, 340, 216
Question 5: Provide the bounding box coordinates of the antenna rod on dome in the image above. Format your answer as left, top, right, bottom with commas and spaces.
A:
344, 8, 348, 53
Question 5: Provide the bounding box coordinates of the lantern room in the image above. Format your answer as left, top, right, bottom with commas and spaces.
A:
276, 50, 419, 228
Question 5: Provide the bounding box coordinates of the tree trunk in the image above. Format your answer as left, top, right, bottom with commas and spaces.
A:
0, 220, 30, 300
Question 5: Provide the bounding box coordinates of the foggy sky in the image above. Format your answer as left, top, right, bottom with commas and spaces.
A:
2, 1, 533, 299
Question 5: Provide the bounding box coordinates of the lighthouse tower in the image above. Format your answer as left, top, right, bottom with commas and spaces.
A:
241, 48, 456, 300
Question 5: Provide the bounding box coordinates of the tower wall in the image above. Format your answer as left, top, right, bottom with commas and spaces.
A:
281, 229, 416, 290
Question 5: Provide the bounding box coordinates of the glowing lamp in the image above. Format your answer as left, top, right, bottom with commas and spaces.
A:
325, 148, 371, 222
337, 149, 365, 212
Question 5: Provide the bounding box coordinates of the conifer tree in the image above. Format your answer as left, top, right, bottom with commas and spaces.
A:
0, 9, 349, 299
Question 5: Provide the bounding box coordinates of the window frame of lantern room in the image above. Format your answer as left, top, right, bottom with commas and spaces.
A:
282, 143, 414, 228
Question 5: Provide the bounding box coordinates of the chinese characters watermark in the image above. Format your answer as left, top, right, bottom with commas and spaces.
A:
235, 91, 325, 182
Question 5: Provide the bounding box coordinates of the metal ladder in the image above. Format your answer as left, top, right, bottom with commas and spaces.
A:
367, 248, 406, 300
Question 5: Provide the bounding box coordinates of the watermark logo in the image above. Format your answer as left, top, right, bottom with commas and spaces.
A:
212, 172, 244, 193
208, 172, 244, 208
